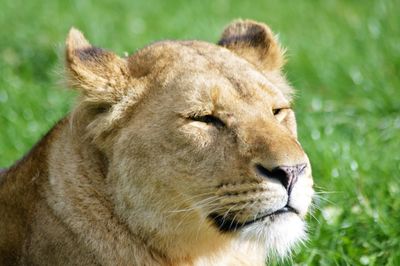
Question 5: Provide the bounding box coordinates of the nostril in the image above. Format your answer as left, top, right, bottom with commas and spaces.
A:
271, 167, 291, 189
255, 163, 306, 193
255, 164, 271, 177
255, 164, 290, 189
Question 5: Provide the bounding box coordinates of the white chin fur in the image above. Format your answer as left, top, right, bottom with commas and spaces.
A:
238, 213, 307, 258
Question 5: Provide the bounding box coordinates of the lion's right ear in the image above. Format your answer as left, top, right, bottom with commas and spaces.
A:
65, 28, 130, 105
218, 20, 285, 72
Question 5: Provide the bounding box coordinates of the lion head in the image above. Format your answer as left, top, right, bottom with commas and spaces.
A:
66, 20, 313, 262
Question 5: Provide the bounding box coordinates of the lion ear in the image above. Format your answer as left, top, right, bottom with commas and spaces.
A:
218, 20, 285, 72
65, 28, 130, 105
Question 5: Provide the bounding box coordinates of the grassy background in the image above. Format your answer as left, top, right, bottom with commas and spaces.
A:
0, 0, 399, 265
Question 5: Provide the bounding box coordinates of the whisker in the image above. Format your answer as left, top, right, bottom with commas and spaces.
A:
167, 190, 217, 206
171, 197, 223, 232
313, 191, 340, 195
313, 194, 336, 206
167, 196, 219, 213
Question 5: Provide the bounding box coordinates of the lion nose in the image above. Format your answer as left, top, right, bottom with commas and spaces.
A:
255, 163, 307, 193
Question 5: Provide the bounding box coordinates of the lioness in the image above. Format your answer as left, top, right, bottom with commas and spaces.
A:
0, 20, 314, 265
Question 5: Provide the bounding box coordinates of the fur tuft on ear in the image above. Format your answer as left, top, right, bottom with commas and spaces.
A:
66, 28, 91, 51
218, 20, 286, 72
65, 27, 130, 105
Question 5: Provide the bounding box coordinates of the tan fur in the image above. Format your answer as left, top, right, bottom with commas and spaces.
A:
0, 20, 314, 265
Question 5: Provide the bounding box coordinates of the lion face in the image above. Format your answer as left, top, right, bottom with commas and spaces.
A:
66, 20, 313, 259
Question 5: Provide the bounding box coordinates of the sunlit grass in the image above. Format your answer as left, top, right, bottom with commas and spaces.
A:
0, 0, 399, 265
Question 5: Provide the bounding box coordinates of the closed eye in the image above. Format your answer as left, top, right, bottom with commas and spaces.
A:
189, 115, 226, 128
273, 108, 282, 115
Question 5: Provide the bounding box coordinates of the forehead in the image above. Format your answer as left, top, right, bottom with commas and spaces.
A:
152, 41, 289, 107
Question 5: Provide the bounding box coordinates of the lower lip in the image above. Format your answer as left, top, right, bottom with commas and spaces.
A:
210, 207, 297, 232
272, 206, 297, 216
246, 206, 297, 223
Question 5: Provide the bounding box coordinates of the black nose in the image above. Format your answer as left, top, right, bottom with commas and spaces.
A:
255, 163, 307, 193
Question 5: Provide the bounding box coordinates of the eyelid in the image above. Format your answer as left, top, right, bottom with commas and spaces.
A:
273, 107, 289, 113
189, 114, 226, 128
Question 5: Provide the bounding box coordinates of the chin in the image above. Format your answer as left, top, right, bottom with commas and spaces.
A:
237, 213, 307, 258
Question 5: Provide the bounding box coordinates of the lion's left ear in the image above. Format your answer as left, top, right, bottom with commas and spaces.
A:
218, 20, 285, 72
65, 28, 130, 105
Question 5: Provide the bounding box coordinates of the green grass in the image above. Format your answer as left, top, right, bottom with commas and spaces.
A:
1, 0, 399, 265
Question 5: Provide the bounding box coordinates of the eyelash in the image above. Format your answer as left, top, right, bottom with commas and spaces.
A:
189, 115, 226, 128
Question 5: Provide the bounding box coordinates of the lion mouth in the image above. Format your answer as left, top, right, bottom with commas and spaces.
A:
209, 205, 298, 232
